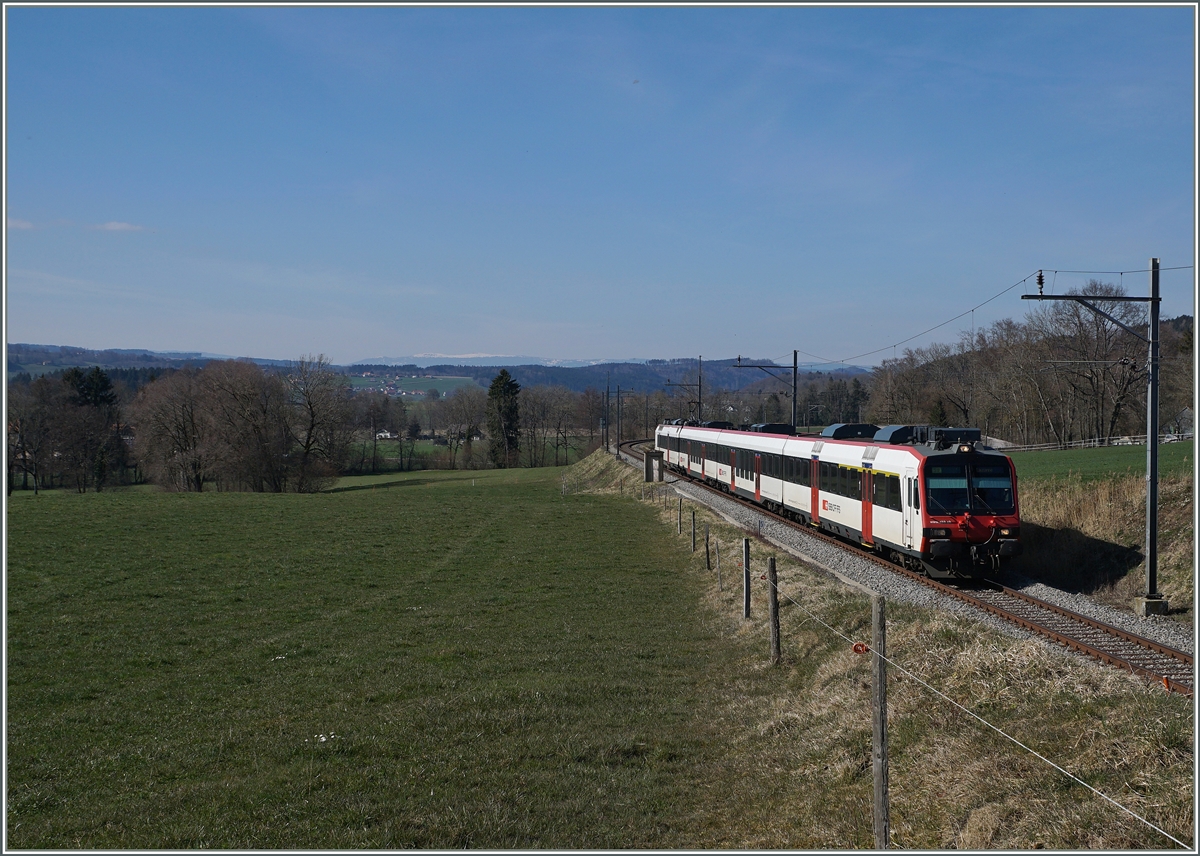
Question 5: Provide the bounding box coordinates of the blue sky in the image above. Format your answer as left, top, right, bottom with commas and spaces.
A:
4, 5, 1195, 366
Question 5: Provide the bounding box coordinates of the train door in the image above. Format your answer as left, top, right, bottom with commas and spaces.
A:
861, 468, 874, 546
729, 449, 736, 491
902, 467, 918, 549
810, 458, 820, 524
754, 454, 762, 502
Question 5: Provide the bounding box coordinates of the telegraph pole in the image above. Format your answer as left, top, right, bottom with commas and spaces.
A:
1022, 258, 1165, 616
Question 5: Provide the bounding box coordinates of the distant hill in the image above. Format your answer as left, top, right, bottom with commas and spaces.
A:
7, 343, 871, 393
6, 343, 290, 377
355, 354, 644, 368
349, 357, 870, 394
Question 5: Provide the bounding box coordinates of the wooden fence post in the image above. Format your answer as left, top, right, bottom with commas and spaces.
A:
742, 538, 751, 619
691, 510, 696, 552
768, 557, 780, 663
872, 594, 890, 850
705, 524, 711, 570
678, 496, 682, 534
716, 540, 722, 591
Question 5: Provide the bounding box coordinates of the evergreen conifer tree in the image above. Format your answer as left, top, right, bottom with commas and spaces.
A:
487, 370, 521, 467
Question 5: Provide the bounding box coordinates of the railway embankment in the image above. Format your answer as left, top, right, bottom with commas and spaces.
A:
569, 449, 1193, 848
1011, 469, 1193, 621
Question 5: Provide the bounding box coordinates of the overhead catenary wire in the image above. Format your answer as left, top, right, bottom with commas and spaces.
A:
781, 271, 1042, 367
754, 571, 1190, 849
776, 264, 1193, 370
1042, 266, 1192, 275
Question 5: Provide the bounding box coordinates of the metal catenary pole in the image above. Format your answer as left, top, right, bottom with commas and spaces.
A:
792, 350, 798, 429
1021, 258, 1164, 616
733, 354, 800, 429
1145, 260, 1159, 600
664, 355, 703, 422
616, 385, 621, 457
604, 380, 610, 452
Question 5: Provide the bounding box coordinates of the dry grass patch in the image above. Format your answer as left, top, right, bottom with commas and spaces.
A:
1014, 470, 1193, 616
574, 451, 1193, 849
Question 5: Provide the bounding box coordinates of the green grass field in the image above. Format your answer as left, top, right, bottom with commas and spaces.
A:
1007, 440, 1192, 483
7, 461, 1191, 848
6, 467, 744, 848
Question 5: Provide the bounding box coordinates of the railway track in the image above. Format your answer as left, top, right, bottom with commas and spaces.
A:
616, 439, 1194, 697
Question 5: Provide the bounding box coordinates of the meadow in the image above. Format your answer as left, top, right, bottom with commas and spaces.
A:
6, 457, 1192, 848
1007, 439, 1193, 483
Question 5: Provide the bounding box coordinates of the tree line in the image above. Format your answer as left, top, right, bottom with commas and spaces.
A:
864, 282, 1192, 445
8, 284, 1191, 493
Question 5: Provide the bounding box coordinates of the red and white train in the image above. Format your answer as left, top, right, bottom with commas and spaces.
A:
654, 420, 1022, 579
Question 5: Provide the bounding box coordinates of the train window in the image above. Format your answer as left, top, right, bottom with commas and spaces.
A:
874, 474, 898, 510
836, 466, 848, 498
970, 462, 1015, 514
849, 468, 861, 501
926, 464, 969, 512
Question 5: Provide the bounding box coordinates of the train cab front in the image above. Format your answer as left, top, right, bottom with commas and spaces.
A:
919, 450, 1021, 578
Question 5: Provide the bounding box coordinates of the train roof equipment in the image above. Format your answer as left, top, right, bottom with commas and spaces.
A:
820, 423, 881, 440
873, 425, 983, 449
750, 423, 796, 435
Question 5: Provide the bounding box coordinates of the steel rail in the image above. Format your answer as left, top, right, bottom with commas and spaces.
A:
621, 439, 1193, 697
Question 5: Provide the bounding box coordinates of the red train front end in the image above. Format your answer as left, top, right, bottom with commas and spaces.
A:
918, 449, 1022, 576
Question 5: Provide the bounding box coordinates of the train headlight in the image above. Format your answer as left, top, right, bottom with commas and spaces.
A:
957, 444, 972, 453
999, 528, 1016, 537
925, 528, 949, 538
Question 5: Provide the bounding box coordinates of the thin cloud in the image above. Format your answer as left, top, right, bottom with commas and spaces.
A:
89, 221, 147, 232
6, 218, 34, 229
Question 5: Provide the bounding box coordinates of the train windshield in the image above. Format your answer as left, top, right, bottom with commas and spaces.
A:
924, 461, 1015, 514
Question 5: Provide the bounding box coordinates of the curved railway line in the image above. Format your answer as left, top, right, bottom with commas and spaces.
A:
617, 439, 1193, 697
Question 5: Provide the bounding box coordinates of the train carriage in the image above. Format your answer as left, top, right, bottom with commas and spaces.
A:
655, 420, 1021, 579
